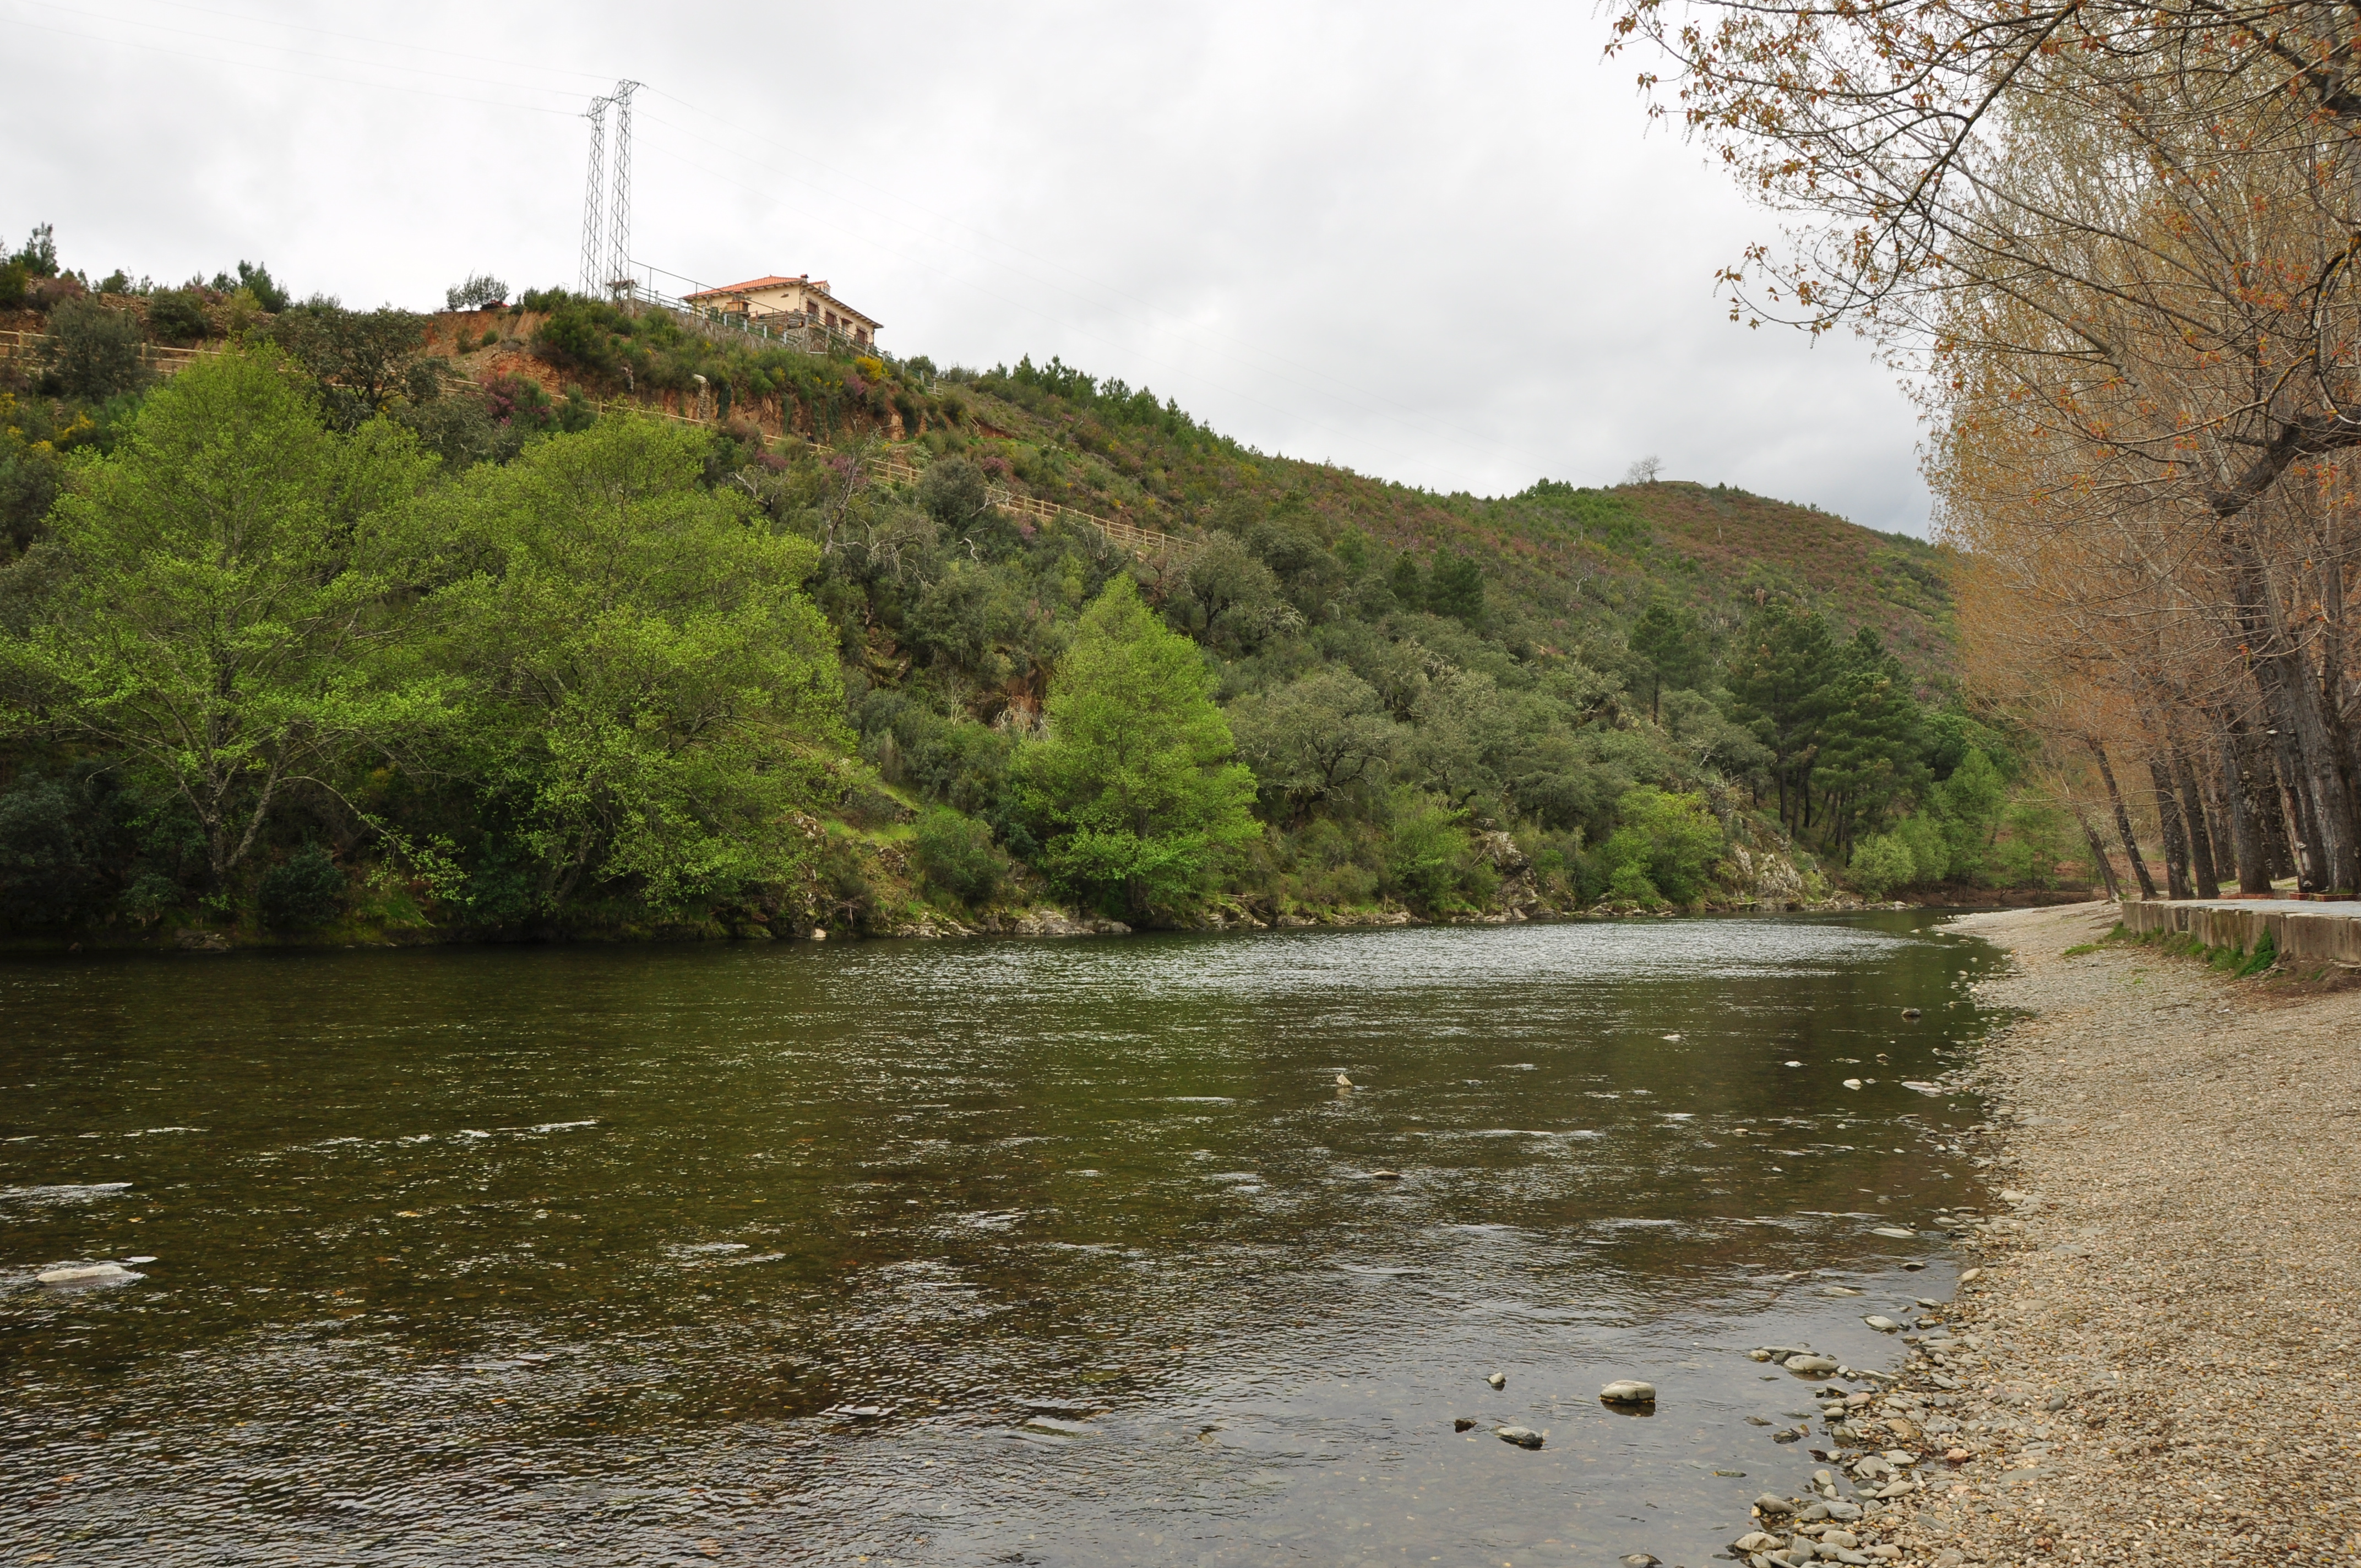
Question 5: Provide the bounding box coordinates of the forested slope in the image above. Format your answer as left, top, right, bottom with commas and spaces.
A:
0, 233, 2074, 946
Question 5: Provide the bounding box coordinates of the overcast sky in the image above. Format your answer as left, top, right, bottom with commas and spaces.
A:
2, 0, 1933, 533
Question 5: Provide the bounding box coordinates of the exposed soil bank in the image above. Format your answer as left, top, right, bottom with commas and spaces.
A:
1868, 902, 2361, 1567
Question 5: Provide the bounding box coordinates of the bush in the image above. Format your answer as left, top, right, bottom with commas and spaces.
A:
911, 807, 1004, 905
146, 288, 210, 345
258, 844, 346, 929
1849, 833, 1917, 899
1607, 858, 1663, 907
1599, 786, 1723, 904
45, 298, 150, 401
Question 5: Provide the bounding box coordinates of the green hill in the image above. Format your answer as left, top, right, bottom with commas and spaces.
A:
1, 256, 2059, 947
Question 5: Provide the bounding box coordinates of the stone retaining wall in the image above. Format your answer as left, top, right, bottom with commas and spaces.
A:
2118, 899, 2361, 965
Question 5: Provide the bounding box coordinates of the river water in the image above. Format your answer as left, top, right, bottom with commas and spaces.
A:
1, 912, 1995, 1566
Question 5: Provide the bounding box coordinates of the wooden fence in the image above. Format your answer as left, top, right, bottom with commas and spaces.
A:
0, 328, 207, 377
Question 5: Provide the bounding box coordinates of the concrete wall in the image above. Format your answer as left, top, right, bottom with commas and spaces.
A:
2119, 900, 2361, 965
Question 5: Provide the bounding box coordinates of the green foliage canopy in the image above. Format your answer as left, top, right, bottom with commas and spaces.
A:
1015, 576, 1260, 914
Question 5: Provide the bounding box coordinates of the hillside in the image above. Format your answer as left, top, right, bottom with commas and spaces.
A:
0, 255, 2068, 949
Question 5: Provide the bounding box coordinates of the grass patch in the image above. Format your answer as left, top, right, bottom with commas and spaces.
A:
2061, 942, 2102, 957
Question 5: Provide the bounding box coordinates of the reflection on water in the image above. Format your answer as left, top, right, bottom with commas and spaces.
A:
0, 912, 1995, 1565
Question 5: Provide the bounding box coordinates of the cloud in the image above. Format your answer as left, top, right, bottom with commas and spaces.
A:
0, 0, 1930, 532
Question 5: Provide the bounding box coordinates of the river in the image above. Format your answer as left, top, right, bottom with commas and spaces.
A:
1, 912, 1994, 1565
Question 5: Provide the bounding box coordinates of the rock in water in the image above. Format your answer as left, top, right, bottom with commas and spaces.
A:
1367, 1170, 1403, 1180
1783, 1354, 1841, 1373
36, 1262, 135, 1286
1495, 1425, 1544, 1449
1863, 1314, 1903, 1332
1486, 1372, 1506, 1389
1599, 1379, 1657, 1404
1621, 1556, 1661, 1567
1870, 1226, 1917, 1238
1753, 1493, 1795, 1515
1453, 1417, 1476, 1432
1902, 1008, 1923, 1019
1842, 1078, 1863, 1090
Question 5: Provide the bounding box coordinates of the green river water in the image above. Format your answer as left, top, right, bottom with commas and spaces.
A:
1, 912, 1996, 1565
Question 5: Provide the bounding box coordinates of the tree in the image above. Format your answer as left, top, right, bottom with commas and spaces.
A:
45, 298, 150, 402
1227, 668, 1400, 821
1849, 834, 1916, 899
1599, 785, 1724, 905
1723, 602, 1837, 834
1628, 601, 1704, 722
263, 303, 434, 433
438, 416, 848, 913
445, 274, 509, 311
1427, 552, 1486, 625
0, 345, 445, 895
210, 260, 290, 313
1014, 576, 1259, 914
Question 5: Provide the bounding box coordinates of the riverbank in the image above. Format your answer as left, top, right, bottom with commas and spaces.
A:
1862, 902, 2361, 1567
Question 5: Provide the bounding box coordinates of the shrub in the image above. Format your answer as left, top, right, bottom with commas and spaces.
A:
911, 807, 1004, 905
1849, 833, 1917, 899
1607, 858, 1663, 906
258, 844, 346, 929
146, 288, 211, 345
1600, 786, 1723, 903
45, 298, 150, 401
119, 870, 183, 927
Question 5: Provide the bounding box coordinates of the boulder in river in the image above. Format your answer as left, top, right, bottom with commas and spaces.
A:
1752, 1493, 1795, 1515
36, 1262, 137, 1286
1783, 1354, 1840, 1374
1495, 1425, 1545, 1449
1486, 1372, 1506, 1389
1863, 1314, 1903, 1332
1599, 1379, 1657, 1404
1453, 1417, 1476, 1431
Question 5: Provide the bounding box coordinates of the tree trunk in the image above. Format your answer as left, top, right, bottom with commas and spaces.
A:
2173, 753, 2222, 898
2147, 756, 2193, 899
2075, 808, 2123, 900
2222, 722, 2273, 894
2088, 739, 2158, 899
2227, 533, 2359, 889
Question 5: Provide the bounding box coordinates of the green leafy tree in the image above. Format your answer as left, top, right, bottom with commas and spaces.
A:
1227, 667, 1399, 821
439, 416, 848, 913
910, 806, 1005, 905
1849, 832, 1917, 898
1724, 602, 1839, 833
1599, 786, 1724, 904
45, 298, 151, 402
1014, 576, 1259, 914
0, 344, 445, 894
1812, 627, 1927, 854
1427, 551, 1486, 625
1628, 601, 1705, 722
1927, 747, 2009, 883
263, 303, 432, 432
209, 260, 290, 313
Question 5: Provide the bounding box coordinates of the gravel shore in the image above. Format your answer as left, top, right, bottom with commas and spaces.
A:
1758, 901, 2361, 1568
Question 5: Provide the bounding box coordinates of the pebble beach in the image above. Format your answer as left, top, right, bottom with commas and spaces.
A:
1732, 901, 2361, 1568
